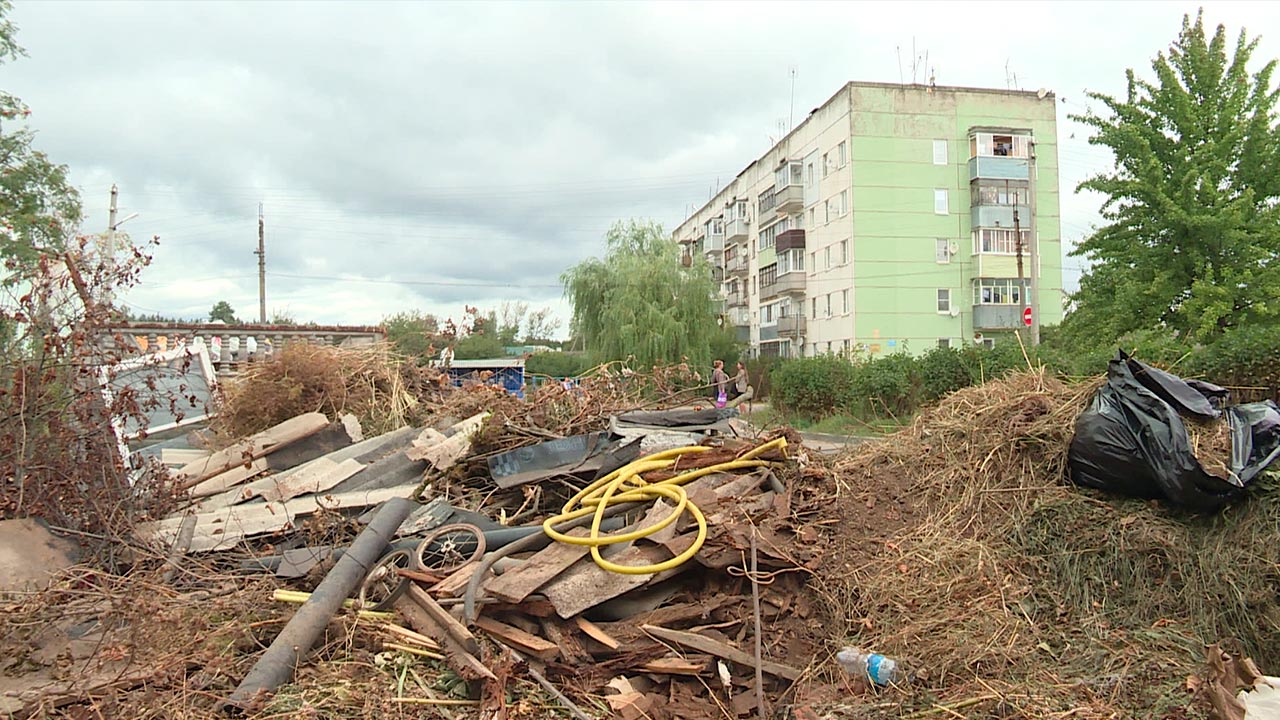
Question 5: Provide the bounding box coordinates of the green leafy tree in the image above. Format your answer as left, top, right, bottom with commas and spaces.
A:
562, 219, 719, 367
208, 300, 237, 324
383, 310, 440, 357
452, 331, 505, 360
0, 2, 82, 273
1068, 11, 1280, 342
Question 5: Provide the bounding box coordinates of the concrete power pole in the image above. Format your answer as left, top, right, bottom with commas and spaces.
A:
1028, 141, 1040, 345
108, 184, 119, 248
255, 203, 266, 324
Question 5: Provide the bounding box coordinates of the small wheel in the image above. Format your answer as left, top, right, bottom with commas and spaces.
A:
412, 523, 486, 574
358, 549, 412, 611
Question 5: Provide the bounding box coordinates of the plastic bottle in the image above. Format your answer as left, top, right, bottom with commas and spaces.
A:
836, 647, 901, 686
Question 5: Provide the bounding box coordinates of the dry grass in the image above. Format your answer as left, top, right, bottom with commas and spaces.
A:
810, 367, 1280, 718
212, 343, 438, 442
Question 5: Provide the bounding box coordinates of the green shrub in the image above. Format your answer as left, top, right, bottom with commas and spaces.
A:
771, 355, 858, 418
851, 353, 918, 417
917, 347, 972, 402
1186, 324, 1280, 394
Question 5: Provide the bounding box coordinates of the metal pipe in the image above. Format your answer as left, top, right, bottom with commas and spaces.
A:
226, 497, 415, 711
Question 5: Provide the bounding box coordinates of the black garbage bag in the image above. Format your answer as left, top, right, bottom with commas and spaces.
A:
1068, 350, 1280, 511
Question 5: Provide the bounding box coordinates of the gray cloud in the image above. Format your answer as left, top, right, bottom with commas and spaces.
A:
7, 0, 1280, 325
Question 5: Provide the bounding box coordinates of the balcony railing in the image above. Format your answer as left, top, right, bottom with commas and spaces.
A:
725, 253, 748, 275
972, 305, 1025, 330
777, 315, 806, 338
725, 217, 749, 242
106, 322, 387, 375
971, 205, 1030, 230
767, 272, 806, 296
776, 228, 806, 252
775, 184, 804, 214
725, 289, 747, 307
969, 156, 1030, 181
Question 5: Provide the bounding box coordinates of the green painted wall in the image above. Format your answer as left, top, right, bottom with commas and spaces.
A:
846, 84, 1063, 356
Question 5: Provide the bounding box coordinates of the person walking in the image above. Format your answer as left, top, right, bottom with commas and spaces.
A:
730, 361, 749, 403
711, 359, 729, 408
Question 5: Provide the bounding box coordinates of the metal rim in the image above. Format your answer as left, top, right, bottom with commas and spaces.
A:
357, 548, 413, 612
412, 523, 487, 574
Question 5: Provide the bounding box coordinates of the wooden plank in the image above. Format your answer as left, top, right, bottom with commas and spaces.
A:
394, 596, 495, 682
640, 625, 801, 681
255, 458, 364, 503
405, 584, 480, 655
473, 616, 559, 661
639, 655, 712, 676
140, 485, 418, 552
174, 412, 329, 487
573, 617, 620, 650
186, 458, 270, 499
160, 448, 210, 466
429, 561, 482, 599
481, 528, 591, 604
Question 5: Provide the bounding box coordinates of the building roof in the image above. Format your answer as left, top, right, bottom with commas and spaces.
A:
445, 358, 526, 369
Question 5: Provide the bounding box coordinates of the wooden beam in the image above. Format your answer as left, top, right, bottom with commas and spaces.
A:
405, 584, 480, 656
473, 616, 559, 661
394, 596, 495, 682
640, 625, 801, 681
186, 458, 270, 499
639, 655, 713, 676
174, 412, 330, 488
481, 528, 591, 604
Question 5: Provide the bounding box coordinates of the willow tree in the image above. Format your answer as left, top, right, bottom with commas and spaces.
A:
562, 219, 719, 367
1067, 11, 1280, 341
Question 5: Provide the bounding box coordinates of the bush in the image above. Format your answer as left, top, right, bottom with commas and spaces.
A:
525, 351, 594, 379
851, 353, 918, 417
771, 355, 858, 418
745, 356, 781, 400
1186, 324, 1280, 396
917, 347, 971, 402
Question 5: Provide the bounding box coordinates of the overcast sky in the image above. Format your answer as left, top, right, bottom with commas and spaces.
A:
7, 0, 1280, 333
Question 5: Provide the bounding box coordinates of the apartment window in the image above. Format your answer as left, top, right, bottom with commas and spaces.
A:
933, 189, 949, 215
758, 217, 790, 250
811, 297, 818, 319
806, 163, 815, 187
840, 239, 849, 265
841, 289, 849, 314
982, 337, 996, 350
824, 198, 834, 223
842, 339, 851, 354
759, 263, 778, 289
974, 228, 1030, 255
821, 152, 830, 177
826, 341, 832, 354
809, 251, 817, 273
824, 246, 831, 269
777, 249, 804, 275
825, 293, 832, 317
935, 238, 952, 264
758, 186, 778, 216
933, 139, 948, 165
808, 208, 815, 227
839, 189, 849, 216
971, 182, 1029, 206
937, 288, 952, 314
762, 303, 774, 324
837, 141, 847, 167
937, 338, 951, 349
973, 278, 1028, 305
970, 132, 1031, 158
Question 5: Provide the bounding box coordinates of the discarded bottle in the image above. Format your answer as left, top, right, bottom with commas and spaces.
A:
836, 647, 902, 686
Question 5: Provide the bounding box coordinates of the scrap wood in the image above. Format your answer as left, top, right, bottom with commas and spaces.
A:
473, 615, 559, 661
605, 676, 656, 720
640, 655, 713, 676
186, 458, 270, 500
640, 624, 802, 681
542, 544, 670, 619
142, 484, 420, 552
379, 622, 444, 651
482, 527, 592, 604
539, 619, 592, 665
174, 411, 330, 488
394, 595, 495, 682
574, 616, 620, 649
429, 561, 483, 598
407, 412, 489, 469
405, 584, 480, 655
254, 457, 365, 503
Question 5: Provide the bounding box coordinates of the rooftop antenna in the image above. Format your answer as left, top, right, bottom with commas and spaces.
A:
897, 45, 904, 85
788, 66, 797, 132
912, 37, 918, 83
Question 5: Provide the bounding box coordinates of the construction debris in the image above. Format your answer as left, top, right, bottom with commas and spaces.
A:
5, 348, 1280, 720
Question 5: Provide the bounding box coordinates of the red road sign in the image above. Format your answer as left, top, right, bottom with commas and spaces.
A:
1023, 307, 1033, 326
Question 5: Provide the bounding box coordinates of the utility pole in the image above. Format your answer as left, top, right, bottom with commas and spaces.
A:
108, 184, 119, 247
1028, 141, 1040, 345
1012, 179, 1026, 335
255, 203, 266, 324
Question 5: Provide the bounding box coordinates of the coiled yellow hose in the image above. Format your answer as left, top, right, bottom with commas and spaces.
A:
542, 438, 787, 575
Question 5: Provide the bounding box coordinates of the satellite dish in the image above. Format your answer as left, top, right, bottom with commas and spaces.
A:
1037, 88, 1049, 99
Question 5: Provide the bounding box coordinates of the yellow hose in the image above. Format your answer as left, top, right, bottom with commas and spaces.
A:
542, 438, 787, 575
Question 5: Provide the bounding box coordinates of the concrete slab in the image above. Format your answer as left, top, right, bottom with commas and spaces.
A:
0, 519, 80, 594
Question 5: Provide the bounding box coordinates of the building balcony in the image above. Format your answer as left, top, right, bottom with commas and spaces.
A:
973, 304, 1025, 330
971, 204, 1031, 229
725, 217, 749, 242
761, 272, 805, 299
968, 156, 1030, 182
725, 253, 748, 276
774, 184, 804, 214
726, 289, 747, 308
705, 230, 724, 252
777, 315, 806, 338
776, 228, 806, 252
